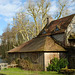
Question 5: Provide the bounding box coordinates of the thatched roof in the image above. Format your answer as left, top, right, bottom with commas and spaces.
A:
38, 14, 75, 37
8, 14, 75, 53
8, 36, 66, 53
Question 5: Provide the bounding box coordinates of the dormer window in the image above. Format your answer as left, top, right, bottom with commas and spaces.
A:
55, 25, 61, 31
43, 30, 46, 34
56, 26, 59, 31
42, 29, 48, 34
55, 25, 60, 31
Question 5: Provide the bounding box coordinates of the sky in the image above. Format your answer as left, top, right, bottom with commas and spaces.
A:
0, 0, 75, 36
0, 0, 26, 35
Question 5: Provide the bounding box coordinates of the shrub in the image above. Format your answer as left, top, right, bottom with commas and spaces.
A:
60, 68, 75, 74
47, 58, 59, 71
15, 58, 42, 71
47, 58, 68, 72
57, 58, 68, 70
16, 58, 33, 70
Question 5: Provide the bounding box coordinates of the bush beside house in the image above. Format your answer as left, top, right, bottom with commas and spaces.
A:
10, 58, 42, 71
47, 58, 68, 72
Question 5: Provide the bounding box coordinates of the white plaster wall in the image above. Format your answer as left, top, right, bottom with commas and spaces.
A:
44, 52, 59, 71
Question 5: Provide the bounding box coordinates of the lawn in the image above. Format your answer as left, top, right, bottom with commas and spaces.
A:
0, 68, 64, 75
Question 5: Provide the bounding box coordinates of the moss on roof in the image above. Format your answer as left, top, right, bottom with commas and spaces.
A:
8, 36, 66, 53
8, 14, 75, 53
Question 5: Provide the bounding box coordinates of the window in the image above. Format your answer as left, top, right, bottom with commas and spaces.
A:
55, 25, 60, 31
42, 30, 46, 34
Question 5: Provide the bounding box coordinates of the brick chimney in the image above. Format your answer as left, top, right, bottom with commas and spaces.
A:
47, 16, 53, 25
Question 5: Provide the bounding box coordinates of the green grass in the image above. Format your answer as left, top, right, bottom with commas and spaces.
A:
0, 68, 64, 75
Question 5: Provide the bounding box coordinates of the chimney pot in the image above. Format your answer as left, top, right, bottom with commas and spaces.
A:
47, 16, 53, 25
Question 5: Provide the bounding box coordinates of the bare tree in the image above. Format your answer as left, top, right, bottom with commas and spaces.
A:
55, 0, 74, 19
27, 0, 51, 35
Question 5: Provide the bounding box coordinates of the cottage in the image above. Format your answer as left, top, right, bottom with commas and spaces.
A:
8, 14, 75, 71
